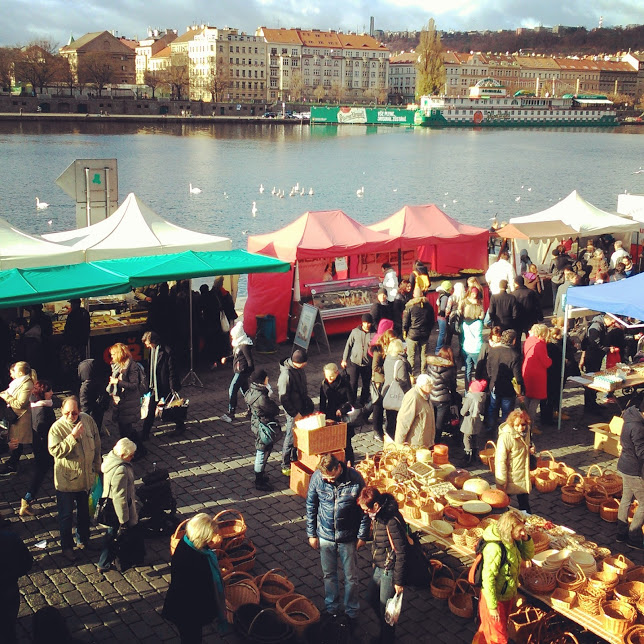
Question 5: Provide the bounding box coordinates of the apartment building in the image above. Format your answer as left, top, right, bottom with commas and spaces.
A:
135, 29, 177, 85
388, 52, 417, 103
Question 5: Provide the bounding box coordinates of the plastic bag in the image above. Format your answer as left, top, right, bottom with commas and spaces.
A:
88, 474, 103, 517
140, 391, 151, 420
384, 590, 403, 626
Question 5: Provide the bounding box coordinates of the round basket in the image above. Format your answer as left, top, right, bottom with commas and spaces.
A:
403, 489, 422, 522
233, 603, 295, 644
224, 536, 257, 573
430, 561, 456, 600
420, 499, 444, 524
448, 579, 475, 619
614, 581, 644, 605
599, 497, 620, 523
583, 464, 604, 492
551, 462, 576, 487
588, 570, 619, 593
223, 571, 260, 624
603, 553, 634, 579
535, 450, 556, 470
214, 509, 247, 544
386, 483, 407, 507
255, 568, 295, 605
600, 600, 636, 636
275, 593, 321, 638
534, 469, 558, 494
452, 528, 468, 547
479, 440, 496, 469
623, 624, 644, 644
465, 527, 483, 550
597, 468, 623, 497
531, 531, 551, 554
577, 585, 607, 615
561, 473, 585, 505
556, 562, 586, 592
585, 484, 608, 513
521, 566, 557, 594
214, 549, 235, 577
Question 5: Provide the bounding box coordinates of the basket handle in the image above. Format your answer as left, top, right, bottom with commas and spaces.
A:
566, 472, 585, 487
258, 568, 290, 591
453, 578, 474, 596
213, 508, 246, 526
171, 519, 189, 540
281, 594, 308, 614
224, 535, 247, 552
540, 449, 556, 464
591, 484, 608, 500
434, 564, 455, 581
586, 463, 604, 479
248, 608, 276, 635
223, 570, 255, 585
483, 440, 496, 452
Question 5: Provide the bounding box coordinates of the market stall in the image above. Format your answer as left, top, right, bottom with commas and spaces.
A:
368, 203, 490, 308
244, 209, 397, 343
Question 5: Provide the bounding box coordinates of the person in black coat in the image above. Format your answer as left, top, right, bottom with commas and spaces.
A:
142, 331, 183, 439
487, 280, 519, 332
370, 289, 394, 330
485, 329, 523, 432
78, 358, 110, 435
0, 514, 33, 644
163, 513, 227, 643
392, 279, 412, 336
580, 314, 617, 413
146, 283, 176, 348
245, 369, 281, 492
358, 487, 406, 644
320, 363, 357, 464
426, 349, 457, 443
402, 287, 435, 377
512, 275, 543, 339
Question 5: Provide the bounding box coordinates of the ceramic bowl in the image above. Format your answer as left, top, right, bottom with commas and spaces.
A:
430, 520, 454, 537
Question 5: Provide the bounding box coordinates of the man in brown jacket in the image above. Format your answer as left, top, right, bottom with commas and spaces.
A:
48, 397, 101, 561
394, 374, 436, 447
0, 361, 33, 476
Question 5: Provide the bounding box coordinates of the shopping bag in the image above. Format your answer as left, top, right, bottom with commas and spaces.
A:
382, 380, 405, 411
385, 591, 403, 625
115, 524, 146, 572
140, 391, 151, 420
161, 391, 189, 423
88, 474, 102, 516
220, 310, 230, 333
94, 496, 119, 528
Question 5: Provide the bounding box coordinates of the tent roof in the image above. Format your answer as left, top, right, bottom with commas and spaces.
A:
368, 204, 488, 246
43, 193, 231, 261
495, 221, 579, 240
509, 190, 640, 236
567, 274, 644, 320
0, 250, 290, 308
0, 217, 84, 270
247, 210, 396, 262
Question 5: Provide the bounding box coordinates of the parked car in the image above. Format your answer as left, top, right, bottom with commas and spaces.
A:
262, 111, 277, 118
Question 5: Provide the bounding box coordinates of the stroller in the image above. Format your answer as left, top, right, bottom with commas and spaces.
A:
136, 466, 180, 537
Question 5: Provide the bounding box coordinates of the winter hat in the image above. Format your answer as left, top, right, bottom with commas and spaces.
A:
437, 280, 452, 293
230, 320, 252, 347
361, 313, 373, 324
469, 379, 487, 393
292, 348, 308, 364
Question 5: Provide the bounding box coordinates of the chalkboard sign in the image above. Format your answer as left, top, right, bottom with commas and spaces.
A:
293, 303, 330, 353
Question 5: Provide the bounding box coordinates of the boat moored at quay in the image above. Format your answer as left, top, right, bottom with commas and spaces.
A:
415, 77, 617, 127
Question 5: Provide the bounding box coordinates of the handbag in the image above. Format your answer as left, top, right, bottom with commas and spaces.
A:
114, 523, 146, 572
370, 381, 382, 405
95, 496, 119, 528
382, 360, 407, 411
160, 391, 189, 423
220, 310, 230, 333
385, 518, 431, 588
257, 419, 280, 446
140, 391, 151, 420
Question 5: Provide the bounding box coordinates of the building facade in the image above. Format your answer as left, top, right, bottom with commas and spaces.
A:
388, 53, 417, 103
135, 30, 177, 85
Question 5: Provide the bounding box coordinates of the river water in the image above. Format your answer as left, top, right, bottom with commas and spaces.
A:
1, 121, 643, 253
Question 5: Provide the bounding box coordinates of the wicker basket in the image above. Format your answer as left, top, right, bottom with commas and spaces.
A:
587, 570, 619, 593
614, 581, 644, 605
223, 571, 260, 624
556, 562, 586, 592
551, 588, 577, 610
448, 579, 475, 619
623, 624, 644, 644
275, 593, 320, 638
585, 484, 608, 513
535, 450, 556, 470
214, 509, 247, 544
255, 568, 295, 605
224, 536, 257, 573
599, 497, 620, 523
600, 600, 636, 636
577, 585, 607, 615
531, 530, 551, 554
603, 553, 634, 579
420, 499, 444, 524
583, 463, 604, 492
403, 489, 422, 522
534, 469, 558, 493
214, 549, 235, 577
430, 561, 456, 600
465, 527, 483, 550
452, 528, 468, 547
561, 473, 585, 505
551, 462, 577, 487
521, 566, 557, 594
479, 440, 496, 471
597, 468, 623, 497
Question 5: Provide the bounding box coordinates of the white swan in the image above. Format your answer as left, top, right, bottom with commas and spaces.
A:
308, 188, 314, 196
251, 202, 258, 217
271, 186, 276, 195
300, 188, 305, 196
36, 197, 49, 210
259, 184, 265, 193
515, 196, 521, 202
356, 186, 364, 198
189, 183, 202, 194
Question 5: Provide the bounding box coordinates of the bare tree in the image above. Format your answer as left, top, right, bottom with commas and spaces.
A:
205, 57, 230, 102
15, 39, 59, 94
78, 53, 114, 96
163, 54, 189, 100
54, 56, 76, 96
416, 18, 445, 97
289, 68, 304, 102
0, 47, 18, 92
313, 84, 326, 103
144, 70, 161, 98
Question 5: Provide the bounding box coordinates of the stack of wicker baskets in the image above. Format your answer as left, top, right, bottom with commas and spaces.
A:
560, 473, 585, 505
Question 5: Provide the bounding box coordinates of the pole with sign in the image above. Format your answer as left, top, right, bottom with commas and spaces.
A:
293, 303, 330, 354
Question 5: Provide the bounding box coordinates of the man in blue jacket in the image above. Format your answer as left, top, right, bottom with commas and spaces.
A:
306, 453, 369, 627
617, 399, 644, 550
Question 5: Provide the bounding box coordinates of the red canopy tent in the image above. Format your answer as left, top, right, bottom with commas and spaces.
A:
244, 210, 396, 343
368, 204, 489, 274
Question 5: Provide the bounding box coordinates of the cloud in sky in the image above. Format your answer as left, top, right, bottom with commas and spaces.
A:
2, 0, 642, 46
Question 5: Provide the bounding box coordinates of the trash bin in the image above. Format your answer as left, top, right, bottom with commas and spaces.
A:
255, 314, 277, 354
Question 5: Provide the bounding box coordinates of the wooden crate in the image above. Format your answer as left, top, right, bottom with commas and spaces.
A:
297, 449, 345, 472
589, 425, 621, 458
293, 421, 346, 455
289, 462, 313, 499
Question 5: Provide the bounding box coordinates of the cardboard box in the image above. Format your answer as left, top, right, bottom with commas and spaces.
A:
297, 449, 345, 472
289, 462, 313, 498
589, 425, 622, 458
609, 416, 624, 435
293, 421, 347, 455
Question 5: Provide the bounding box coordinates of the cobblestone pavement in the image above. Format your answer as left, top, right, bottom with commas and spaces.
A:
3, 331, 642, 643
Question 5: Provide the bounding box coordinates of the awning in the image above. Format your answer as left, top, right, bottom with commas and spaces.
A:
574, 99, 613, 104
495, 221, 578, 240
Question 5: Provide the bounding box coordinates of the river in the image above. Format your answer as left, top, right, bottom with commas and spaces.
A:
1, 121, 643, 254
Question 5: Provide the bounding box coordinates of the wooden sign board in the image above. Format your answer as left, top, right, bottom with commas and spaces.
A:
293, 303, 330, 353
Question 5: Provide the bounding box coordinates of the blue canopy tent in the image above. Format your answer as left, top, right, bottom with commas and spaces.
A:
557, 275, 644, 429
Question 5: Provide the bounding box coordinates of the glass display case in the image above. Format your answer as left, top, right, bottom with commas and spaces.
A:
305, 276, 380, 319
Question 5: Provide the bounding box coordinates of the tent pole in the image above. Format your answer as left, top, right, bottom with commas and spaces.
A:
397, 249, 402, 280
558, 304, 570, 431
182, 285, 203, 388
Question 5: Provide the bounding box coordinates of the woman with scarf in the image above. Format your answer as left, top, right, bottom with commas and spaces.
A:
18, 380, 55, 516
163, 513, 226, 643
523, 263, 543, 295
221, 321, 254, 423
370, 321, 395, 442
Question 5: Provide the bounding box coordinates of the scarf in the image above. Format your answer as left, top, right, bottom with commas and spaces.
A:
7, 374, 30, 395
31, 398, 53, 408
183, 535, 228, 633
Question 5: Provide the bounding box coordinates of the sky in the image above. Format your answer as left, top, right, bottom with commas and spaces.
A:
2, 0, 643, 47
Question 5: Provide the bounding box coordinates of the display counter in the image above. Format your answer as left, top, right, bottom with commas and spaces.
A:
306, 276, 380, 320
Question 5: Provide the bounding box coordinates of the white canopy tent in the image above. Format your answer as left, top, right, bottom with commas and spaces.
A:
43, 192, 231, 260
0, 217, 84, 270
508, 190, 641, 266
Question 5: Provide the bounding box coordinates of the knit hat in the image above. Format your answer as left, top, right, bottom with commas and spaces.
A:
361, 313, 373, 324
437, 280, 452, 293
469, 379, 487, 393
292, 349, 308, 364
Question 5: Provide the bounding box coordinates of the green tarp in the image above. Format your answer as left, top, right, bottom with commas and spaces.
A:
0, 250, 290, 308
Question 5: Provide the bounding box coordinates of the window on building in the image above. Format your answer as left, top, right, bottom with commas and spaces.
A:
281, 48, 287, 54
236, 46, 239, 52
271, 48, 277, 55
292, 49, 298, 56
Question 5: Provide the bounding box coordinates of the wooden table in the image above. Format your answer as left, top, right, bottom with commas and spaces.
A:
568, 368, 644, 412
408, 517, 625, 643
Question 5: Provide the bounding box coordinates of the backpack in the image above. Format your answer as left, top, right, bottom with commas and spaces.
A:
414, 271, 430, 293
467, 538, 508, 588
135, 362, 149, 396
384, 517, 431, 588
